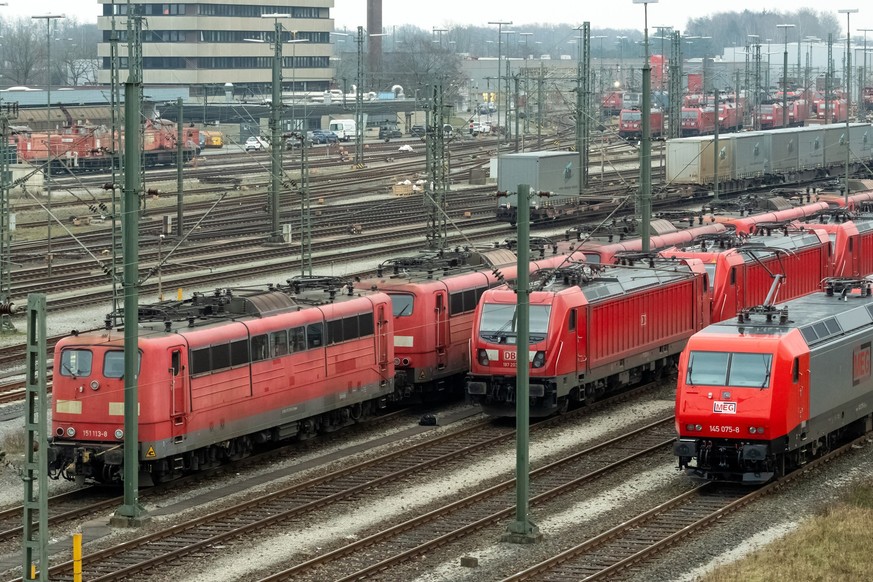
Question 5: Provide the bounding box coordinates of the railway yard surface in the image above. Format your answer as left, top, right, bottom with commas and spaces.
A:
2, 133, 873, 581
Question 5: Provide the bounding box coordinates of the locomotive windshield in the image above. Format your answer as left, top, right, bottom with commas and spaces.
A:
479, 303, 551, 343
59, 349, 93, 378
686, 351, 773, 388
388, 293, 414, 317
103, 350, 142, 379
621, 111, 642, 121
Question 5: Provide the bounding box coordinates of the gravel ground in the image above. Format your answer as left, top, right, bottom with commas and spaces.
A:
4, 356, 873, 581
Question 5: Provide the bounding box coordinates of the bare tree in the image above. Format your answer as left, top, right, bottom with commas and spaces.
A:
2, 18, 43, 86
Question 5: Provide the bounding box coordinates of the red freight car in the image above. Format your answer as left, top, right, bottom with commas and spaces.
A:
674, 278, 873, 483
466, 258, 711, 416
49, 281, 394, 484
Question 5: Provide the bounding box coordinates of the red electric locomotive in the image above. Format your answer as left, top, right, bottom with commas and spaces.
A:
466, 258, 712, 417
566, 222, 727, 264
674, 278, 873, 483
759, 103, 785, 130
680, 106, 716, 136
49, 279, 394, 484
717, 201, 829, 235
802, 219, 873, 278
618, 108, 664, 140
14, 118, 199, 173
661, 228, 832, 322
354, 249, 570, 400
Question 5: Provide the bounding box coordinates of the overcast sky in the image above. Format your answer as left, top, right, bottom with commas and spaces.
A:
11, 1, 873, 35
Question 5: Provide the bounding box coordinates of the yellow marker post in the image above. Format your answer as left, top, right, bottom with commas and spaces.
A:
177, 288, 183, 301
73, 533, 82, 582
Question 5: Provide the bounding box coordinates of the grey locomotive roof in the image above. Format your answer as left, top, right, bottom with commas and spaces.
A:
710, 286, 873, 345
535, 260, 698, 301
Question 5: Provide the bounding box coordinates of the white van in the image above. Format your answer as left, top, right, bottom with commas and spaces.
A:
328, 119, 356, 142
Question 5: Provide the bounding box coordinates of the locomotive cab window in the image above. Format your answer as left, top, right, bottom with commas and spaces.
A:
251, 335, 269, 362
289, 326, 306, 352
687, 351, 773, 388
59, 349, 93, 378
307, 323, 323, 348
389, 294, 414, 317
479, 304, 551, 343
103, 350, 141, 379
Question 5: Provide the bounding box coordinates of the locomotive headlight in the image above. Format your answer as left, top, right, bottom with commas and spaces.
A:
532, 351, 546, 368
90, 380, 100, 391
477, 349, 490, 366
114, 429, 124, 439
695, 424, 702, 431
749, 427, 756, 434
685, 424, 695, 431
66, 427, 76, 438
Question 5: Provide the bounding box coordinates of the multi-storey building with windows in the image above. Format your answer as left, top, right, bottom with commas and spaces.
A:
96, 1, 335, 98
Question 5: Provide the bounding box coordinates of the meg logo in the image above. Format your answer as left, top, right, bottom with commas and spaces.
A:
713, 401, 737, 414
853, 342, 871, 386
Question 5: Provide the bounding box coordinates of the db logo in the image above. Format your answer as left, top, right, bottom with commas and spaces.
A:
503, 350, 517, 361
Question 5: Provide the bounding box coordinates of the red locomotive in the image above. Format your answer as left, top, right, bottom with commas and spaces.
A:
674, 277, 873, 483
680, 106, 716, 136
715, 201, 829, 235
565, 222, 727, 264
14, 118, 199, 173
354, 249, 569, 400
758, 103, 785, 129
466, 258, 712, 416
618, 108, 664, 140
602, 91, 624, 116
49, 279, 395, 484
661, 228, 833, 322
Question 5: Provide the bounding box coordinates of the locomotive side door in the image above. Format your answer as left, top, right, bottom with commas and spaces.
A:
377, 305, 389, 372
851, 234, 861, 277
576, 308, 587, 373
169, 346, 188, 435
434, 291, 448, 370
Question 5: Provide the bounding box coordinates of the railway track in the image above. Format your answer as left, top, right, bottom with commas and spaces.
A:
501, 435, 870, 581
259, 416, 676, 582
12, 384, 659, 581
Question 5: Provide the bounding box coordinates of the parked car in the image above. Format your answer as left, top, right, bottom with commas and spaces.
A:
379, 126, 403, 139
244, 136, 266, 152
410, 125, 427, 138
309, 129, 338, 144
